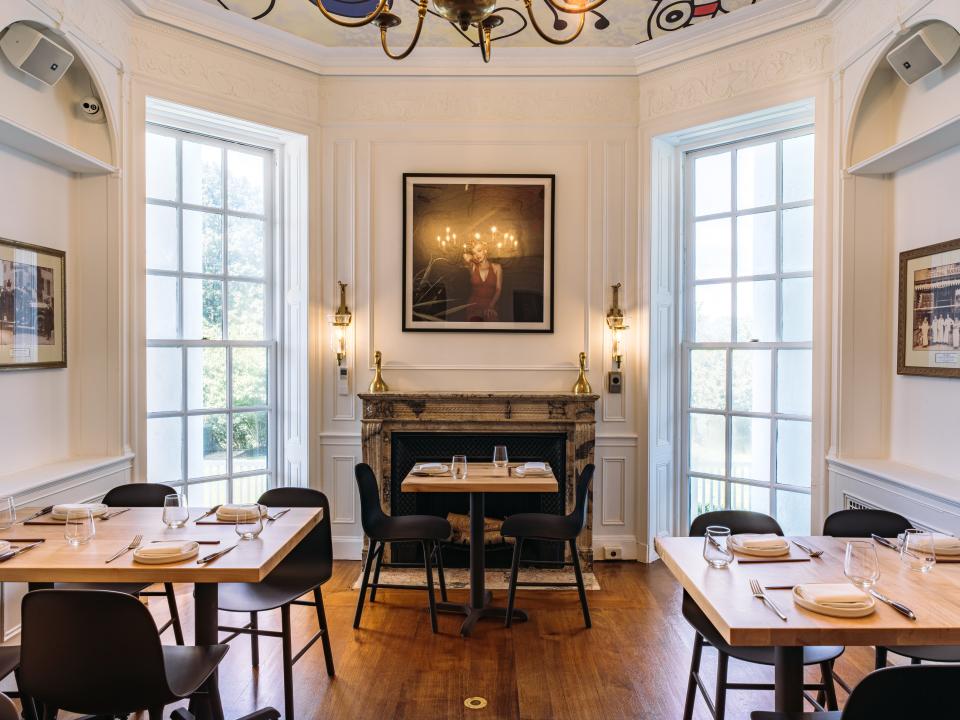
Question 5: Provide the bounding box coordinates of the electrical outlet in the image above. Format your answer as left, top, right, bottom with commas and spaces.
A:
603, 545, 623, 560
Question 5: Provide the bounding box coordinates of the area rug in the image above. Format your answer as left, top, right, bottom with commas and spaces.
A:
352, 567, 600, 591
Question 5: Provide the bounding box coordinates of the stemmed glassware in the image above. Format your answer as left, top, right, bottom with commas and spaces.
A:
235, 504, 264, 540
703, 525, 734, 568
65, 508, 96, 547
162, 493, 189, 529
900, 529, 936, 573
844, 541, 880, 590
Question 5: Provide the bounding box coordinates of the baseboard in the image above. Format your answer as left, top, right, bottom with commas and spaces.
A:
592, 534, 639, 561
333, 536, 363, 561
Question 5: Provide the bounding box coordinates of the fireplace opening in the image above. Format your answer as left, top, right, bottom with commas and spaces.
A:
390, 432, 567, 568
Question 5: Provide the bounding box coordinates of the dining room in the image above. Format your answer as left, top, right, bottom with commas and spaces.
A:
0, 0, 959, 718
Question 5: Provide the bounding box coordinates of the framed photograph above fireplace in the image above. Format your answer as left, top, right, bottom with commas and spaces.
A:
0, 237, 66, 370
898, 238, 960, 378
403, 173, 555, 333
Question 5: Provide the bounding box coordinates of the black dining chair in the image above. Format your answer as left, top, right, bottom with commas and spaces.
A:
751, 663, 960, 720
354, 463, 451, 633
821, 508, 960, 669
682, 510, 843, 720
501, 464, 594, 629
18, 589, 227, 719
54, 482, 185, 644
216, 487, 335, 720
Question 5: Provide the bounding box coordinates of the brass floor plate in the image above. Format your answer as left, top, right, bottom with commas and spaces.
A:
464, 697, 488, 710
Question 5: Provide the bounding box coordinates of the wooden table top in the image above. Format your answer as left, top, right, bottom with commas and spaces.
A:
0, 507, 321, 584
655, 535, 960, 647
401, 462, 559, 493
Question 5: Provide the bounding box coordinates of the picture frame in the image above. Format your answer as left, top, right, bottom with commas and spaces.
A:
897, 237, 960, 378
0, 237, 66, 370
402, 173, 555, 333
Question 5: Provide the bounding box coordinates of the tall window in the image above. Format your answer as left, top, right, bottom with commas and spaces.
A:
682, 128, 814, 535
145, 124, 275, 506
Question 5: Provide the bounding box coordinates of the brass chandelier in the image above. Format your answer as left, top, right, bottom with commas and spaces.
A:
218, 1, 612, 63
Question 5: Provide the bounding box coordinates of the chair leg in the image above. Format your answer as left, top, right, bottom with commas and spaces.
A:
164, 582, 185, 645
369, 542, 385, 603
682, 632, 704, 720
314, 587, 336, 677
820, 660, 839, 710
875, 646, 889, 670
434, 543, 448, 603
422, 540, 439, 633
14, 668, 38, 720
281, 603, 295, 720
714, 650, 729, 720
911, 657, 922, 665
148, 707, 165, 720
250, 611, 260, 668
569, 538, 591, 629
354, 540, 378, 629
505, 538, 524, 628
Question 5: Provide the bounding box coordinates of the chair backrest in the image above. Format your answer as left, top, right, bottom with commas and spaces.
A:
568, 464, 595, 532
102, 482, 176, 507
258, 487, 333, 582
841, 664, 960, 719
355, 463, 388, 536
19, 589, 173, 714
822, 509, 913, 538
689, 510, 783, 538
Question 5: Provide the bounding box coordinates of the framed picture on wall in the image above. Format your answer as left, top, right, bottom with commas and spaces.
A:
898, 238, 960, 378
0, 238, 66, 370
402, 173, 554, 333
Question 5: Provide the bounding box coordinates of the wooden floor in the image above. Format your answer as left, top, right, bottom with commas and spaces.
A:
139, 560, 881, 720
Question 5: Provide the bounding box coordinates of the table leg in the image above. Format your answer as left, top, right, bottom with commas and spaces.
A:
191, 583, 224, 720
774, 646, 804, 712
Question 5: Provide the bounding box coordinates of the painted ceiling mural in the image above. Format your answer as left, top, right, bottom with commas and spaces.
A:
209, 0, 764, 49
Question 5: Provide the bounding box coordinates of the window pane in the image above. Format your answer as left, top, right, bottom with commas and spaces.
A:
783, 134, 814, 203
694, 152, 730, 217
234, 474, 269, 504
186, 479, 228, 508
781, 277, 813, 342
776, 491, 811, 536
146, 133, 177, 201
736, 211, 776, 277
731, 416, 770, 482
730, 482, 769, 514
731, 349, 771, 413
227, 150, 265, 214
183, 210, 223, 275
694, 283, 730, 342
690, 476, 725, 518
147, 416, 182, 483
689, 349, 726, 410
183, 279, 223, 341
187, 347, 226, 410
777, 349, 812, 416
182, 140, 223, 208
689, 413, 725, 475
146, 204, 178, 271
233, 411, 268, 473
228, 216, 266, 278
233, 347, 268, 407
146, 275, 179, 339
736, 280, 777, 342
777, 420, 811, 487
782, 206, 813, 274
737, 142, 776, 210
228, 281, 265, 340
147, 347, 182, 413
187, 414, 228, 479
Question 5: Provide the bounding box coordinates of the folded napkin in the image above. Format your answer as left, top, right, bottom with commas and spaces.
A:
899, 532, 960, 555
730, 533, 789, 550
135, 541, 197, 559
522, 462, 547, 472
216, 504, 267, 522
0, 541, 9, 554
52, 503, 107, 520
415, 463, 444, 471
796, 583, 871, 608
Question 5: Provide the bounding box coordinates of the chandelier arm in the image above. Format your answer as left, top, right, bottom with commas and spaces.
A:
542, 0, 610, 14
216, 0, 278, 20
308, 0, 389, 28
523, 0, 586, 45
478, 24, 492, 63
381, 0, 430, 60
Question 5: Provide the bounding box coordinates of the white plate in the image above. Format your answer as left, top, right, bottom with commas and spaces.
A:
133, 542, 200, 565
792, 585, 876, 618
514, 464, 552, 477
728, 536, 790, 557
412, 464, 449, 476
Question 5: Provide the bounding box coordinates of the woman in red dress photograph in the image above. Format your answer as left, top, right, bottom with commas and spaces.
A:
463, 241, 502, 322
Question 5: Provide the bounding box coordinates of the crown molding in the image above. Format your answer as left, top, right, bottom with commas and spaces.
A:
123, 0, 842, 78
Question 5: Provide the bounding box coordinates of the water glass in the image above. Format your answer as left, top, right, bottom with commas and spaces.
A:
162, 493, 189, 529
492, 446, 509, 468
844, 541, 880, 590
901, 529, 936, 573
703, 526, 734, 568
235, 504, 264, 540
451, 455, 468, 481
0, 497, 15, 530
64, 509, 95, 546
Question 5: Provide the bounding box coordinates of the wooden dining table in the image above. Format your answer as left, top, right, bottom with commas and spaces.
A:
655, 535, 960, 712
0, 505, 322, 718
401, 461, 558, 636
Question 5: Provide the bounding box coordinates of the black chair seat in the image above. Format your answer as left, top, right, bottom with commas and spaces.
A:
0, 647, 18, 680
501, 512, 579, 541
881, 644, 960, 662
219, 577, 323, 614
162, 644, 229, 698
751, 713, 841, 720
54, 581, 150, 594
366, 514, 451, 542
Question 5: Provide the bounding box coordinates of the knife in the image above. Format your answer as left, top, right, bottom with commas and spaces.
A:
16, 506, 53, 525
102, 508, 131, 520
0, 541, 44, 563
869, 589, 917, 620
871, 534, 900, 552
193, 504, 222, 523
197, 542, 239, 565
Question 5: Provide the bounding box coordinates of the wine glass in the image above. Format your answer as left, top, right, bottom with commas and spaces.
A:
451, 455, 468, 480
703, 525, 734, 568
64, 508, 95, 546
844, 541, 880, 590
901, 529, 936, 573
235, 504, 264, 540
0, 497, 15, 530
162, 493, 189, 529
492, 446, 508, 468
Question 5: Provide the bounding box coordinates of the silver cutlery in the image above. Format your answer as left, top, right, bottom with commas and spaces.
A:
871, 534, 901, 552
764, 585, 798, 590
106, 534, 142, 564
0, 541, 44, 563
792, 540, 824, 558
15, 506, 53, 525
266, 508, 290, 522
193, 505, 223, 523
869, 589, 917, 620
197, 542, 240, 565
101, 508, 131, 521
150, 539, 220, 545
749, 578, 788, 621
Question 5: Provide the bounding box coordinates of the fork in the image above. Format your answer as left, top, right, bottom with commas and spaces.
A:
101, 508, 131, 521
106, 534, 142, 564
266, 508, 290, 522
792, 540, 824, 558
749, 578, 788, 621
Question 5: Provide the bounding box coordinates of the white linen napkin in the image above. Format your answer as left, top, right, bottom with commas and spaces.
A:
0, 541, 10, 554
796, 583, 871, 608
52, 503, 108, 520
415, 463, 444, 471
898, 532, 960, 555
522, 462, 547, 472
135, 541, 197, 559
730, 533, 789, 550
216, 504, 267, 522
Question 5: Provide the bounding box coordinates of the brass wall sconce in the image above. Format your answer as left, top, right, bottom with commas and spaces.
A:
330, 281, 352, 367
606, 282, 628, 370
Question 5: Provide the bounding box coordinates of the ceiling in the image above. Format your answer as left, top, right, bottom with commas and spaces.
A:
205, 0, 769, 49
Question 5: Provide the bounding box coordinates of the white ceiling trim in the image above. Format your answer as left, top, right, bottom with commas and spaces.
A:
123, 0, 843, 78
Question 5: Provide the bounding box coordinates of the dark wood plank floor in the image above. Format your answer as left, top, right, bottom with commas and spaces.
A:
141, 561, 879, 719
